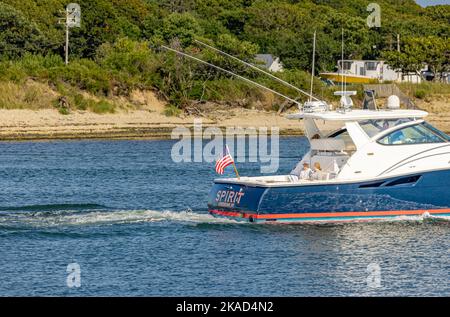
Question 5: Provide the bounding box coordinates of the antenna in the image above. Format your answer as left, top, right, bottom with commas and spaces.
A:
309, 30, 317, 103
194, 39, 320, 102
161, 45, 302, 106
341, 28, 345, 95
58, 3, 81, 65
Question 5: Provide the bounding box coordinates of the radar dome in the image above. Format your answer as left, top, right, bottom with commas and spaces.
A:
387, 95, 400, 110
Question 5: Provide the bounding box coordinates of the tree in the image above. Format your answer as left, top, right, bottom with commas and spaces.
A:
158, 12, 203, 46
0, 3, 49, 58
96, 38, 157, 76
382, 36, 450, 80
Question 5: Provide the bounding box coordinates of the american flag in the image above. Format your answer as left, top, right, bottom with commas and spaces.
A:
215, 145, 234, 175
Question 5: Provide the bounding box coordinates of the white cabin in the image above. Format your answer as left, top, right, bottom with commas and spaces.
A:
338, 60, 422, 83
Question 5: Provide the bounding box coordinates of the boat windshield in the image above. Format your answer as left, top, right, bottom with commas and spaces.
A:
422, 122, 450, 142
377, 122, 448, 145
358, 119, 414, 138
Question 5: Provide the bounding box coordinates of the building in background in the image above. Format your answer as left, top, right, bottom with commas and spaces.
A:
320, 60, 423, 84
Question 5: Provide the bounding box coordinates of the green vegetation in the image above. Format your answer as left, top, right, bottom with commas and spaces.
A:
164, 104, 182, 117
382, 36, 450, 79
399, 82, 450, 100
0, 0, 448, 113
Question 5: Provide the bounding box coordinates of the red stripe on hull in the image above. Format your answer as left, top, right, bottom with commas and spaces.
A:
209, 208, 450, 220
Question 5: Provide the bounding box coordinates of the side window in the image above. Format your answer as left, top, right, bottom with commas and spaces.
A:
342, 61, 352, 70
365, 62, 378, 71
378, 124, 445, 145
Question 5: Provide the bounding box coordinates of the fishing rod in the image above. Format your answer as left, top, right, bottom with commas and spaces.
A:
309, 30, 317, 103
161, 45, 302, 106
194, 39, 321, 102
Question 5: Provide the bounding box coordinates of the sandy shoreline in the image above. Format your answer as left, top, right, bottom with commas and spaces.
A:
0, 103, 449, 141
0, 108, 304, 141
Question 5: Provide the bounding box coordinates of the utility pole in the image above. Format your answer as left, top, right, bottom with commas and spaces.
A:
397, 33, 400, 53
59, 3, 81, 65
65, 21, 69, 65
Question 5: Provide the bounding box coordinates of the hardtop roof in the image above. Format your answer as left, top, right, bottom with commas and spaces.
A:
287, 109, 428, 121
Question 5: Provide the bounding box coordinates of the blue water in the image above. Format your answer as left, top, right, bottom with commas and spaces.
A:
0, 138, 448, 296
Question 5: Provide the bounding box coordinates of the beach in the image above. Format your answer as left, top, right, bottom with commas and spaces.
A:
0, 107, 303, 141
0, 96, 448, 141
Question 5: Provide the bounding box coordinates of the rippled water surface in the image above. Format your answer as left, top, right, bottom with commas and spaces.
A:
0, 139, 448, 296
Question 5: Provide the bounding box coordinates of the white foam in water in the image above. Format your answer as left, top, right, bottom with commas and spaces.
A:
14, 209, 240, 227
389, 213, 450, 223
2, 208, 448, 228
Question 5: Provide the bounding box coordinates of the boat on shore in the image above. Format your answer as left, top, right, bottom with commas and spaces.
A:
208, 106, 450, 224
320, 72, 375, 84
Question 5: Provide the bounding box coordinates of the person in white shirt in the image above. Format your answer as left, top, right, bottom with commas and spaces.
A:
290, 162, 313, 182
299, 163, 313, 180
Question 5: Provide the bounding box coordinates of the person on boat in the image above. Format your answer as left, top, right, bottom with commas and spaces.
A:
290, 162, 313, 181
300, 163, 313, 180
311, 162, 323, 180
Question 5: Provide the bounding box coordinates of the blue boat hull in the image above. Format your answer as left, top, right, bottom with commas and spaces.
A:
207, 169, 450, 223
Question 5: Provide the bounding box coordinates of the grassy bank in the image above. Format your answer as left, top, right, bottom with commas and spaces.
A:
398, 82, 450, 101
0, 46, 335, 114
2, 50, 449, 117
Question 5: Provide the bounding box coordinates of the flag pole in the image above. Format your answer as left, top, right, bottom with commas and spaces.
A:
232, 162, 240, 180
226, 145, 240, 179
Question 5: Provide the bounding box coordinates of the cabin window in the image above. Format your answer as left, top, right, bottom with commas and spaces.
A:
359, 119, 413, 138
377, 123, 447, 145
365, 62, 378, 71
342, 61, 352, 70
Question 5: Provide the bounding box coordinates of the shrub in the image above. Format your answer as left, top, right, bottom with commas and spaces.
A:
72, 94, 94, 111
17, 54, 46, 77
0, 61, 27, 83
96, 38, 157, 76
164, 104, 182, 117
49, 59, 111, 95
58, 107, 70, 115
91, 100, 115, 114
415, 89, 427, 99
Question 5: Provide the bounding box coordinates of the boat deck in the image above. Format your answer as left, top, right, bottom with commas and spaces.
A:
215, 175, 341, 187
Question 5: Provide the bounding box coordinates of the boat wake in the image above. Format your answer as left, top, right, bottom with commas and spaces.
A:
376, 213, 450, 225
0, 206, 239, 228
0, 204, 448, 228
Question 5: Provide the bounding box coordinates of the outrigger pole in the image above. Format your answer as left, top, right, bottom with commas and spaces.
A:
161, 45, 302, 106
194, 39, 321, 102
309, 30, 317, 103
